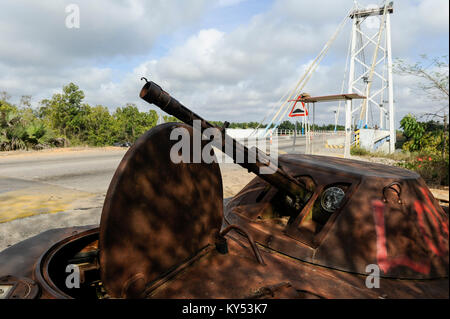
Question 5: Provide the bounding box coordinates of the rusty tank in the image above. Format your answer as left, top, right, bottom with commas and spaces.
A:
0, 79, 448, 299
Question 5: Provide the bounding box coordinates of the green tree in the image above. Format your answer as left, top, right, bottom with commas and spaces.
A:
400, 114, 426, 152
163, 115, 181, 123
1, 98, 52, 151
112, 104, 158, 142
395, 55, 449, 155
278, 120, 295, 131
85, 105, 114, 146
39, 83, 86, 138
399, 113, 448, 156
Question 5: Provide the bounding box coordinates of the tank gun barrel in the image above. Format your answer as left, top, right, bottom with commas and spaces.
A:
139, 79, 313, 205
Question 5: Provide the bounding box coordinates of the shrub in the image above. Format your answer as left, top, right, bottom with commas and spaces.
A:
397, 155, 449, 187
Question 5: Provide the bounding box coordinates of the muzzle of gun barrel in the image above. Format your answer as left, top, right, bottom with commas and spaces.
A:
139, 81, 172, 110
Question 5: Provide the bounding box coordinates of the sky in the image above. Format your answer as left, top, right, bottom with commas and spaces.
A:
0, 0, 448, 128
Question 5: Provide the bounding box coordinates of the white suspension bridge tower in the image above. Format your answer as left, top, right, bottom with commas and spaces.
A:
346, 1, 395, 154
257, 1, 396, 157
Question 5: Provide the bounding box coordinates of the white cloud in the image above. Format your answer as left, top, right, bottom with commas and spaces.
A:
0, 0, 211, 103
390, 0, 449, 55
0, 0, 211, 66
217, 0, 248, 7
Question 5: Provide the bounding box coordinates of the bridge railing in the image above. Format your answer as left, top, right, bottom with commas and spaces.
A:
273, 129, 344, 136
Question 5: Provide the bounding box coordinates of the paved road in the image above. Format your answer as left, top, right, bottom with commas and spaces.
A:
267, 134, 345, 156
0, 149, 127, 223
0, 150, 127, 193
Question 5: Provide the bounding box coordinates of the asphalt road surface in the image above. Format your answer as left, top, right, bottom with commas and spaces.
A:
0, 150, 126, 193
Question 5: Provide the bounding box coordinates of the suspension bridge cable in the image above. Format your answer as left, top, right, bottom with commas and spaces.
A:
270, 8, 353, 133
335, 23, 354, 131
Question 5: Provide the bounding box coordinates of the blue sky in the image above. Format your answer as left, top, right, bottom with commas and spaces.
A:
0, 0, 448, 128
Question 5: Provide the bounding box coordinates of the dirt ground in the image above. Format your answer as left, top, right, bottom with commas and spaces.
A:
0, 146, 125, 158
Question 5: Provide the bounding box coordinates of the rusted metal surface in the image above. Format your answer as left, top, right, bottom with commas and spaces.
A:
145, 231, 448, 299
99, 122, 223, 298
219, 224, 265, 265
225, 154, 449, 280
0, 223, 447, 299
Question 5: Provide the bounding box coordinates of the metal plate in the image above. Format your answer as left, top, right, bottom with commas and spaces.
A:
99, 123, 223, 298
0, 276, 40, 299
0, 284, 14, 299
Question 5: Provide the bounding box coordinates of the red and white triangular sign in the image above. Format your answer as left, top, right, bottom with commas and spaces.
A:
288, 99, 308, 117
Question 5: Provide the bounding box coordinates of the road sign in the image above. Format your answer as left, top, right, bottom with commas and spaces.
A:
289, 100, 308, 117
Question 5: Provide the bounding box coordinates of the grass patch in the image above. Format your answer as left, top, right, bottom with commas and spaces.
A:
350, 146, 370, 156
